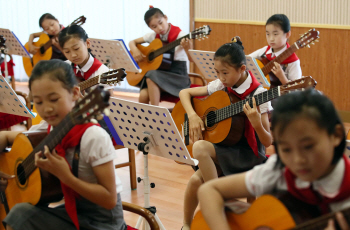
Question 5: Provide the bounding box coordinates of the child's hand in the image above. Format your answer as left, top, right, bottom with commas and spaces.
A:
28, 44, 40, 54
325, 212, 349, 230
131, 48, 146, 63
0, 171, 15, 192
271, 62, 287, 83
180, 38, 192, 51
188, 113, 205, 143
51, 37, 60, 50
243, 97, 261, 128
35, 146, 72, 184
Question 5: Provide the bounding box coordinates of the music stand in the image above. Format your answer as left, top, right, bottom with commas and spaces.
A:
189, 49, 271, 88
89, 38, 141, 73
0, 74, 34, 118
105, 97, 197, 230
0, 29, 30, 79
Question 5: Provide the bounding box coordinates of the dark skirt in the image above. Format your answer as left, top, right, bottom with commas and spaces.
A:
3, 194, 126, 230
214, 136, 267, 176
139, 61, 191, 97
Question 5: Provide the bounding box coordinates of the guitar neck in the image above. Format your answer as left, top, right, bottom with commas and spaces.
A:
294, 207, 350, 229
261, 43, 299, 76
215, 87, 279, 123
78, 75, 100, 91
152, 34, 190, 58
40, 38, 54, 54
20, 115, 74, 177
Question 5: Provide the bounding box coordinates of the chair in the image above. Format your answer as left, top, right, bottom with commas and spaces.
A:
123, 202, 160, 230
115, 145, 137, 190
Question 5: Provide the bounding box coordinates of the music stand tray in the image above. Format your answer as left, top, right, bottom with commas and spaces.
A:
90, 38, 141, 73
189, 49, 270, 88
0, 75, 34, 118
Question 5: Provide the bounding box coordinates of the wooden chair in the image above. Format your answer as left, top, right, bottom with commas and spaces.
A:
115, 145, 137, 190
123, 202, 159, 230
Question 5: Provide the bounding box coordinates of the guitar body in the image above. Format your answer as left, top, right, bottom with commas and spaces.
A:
0, 132, 62, 227
172, 90, 244, 158
191, 193, 321, 230
126, 39, 165, 86
22, 33, 53, 77
255, 57, 282, 89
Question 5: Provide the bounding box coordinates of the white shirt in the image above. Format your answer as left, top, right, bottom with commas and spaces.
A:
143, 25, 189, 62
245, 154, 350, 212
28, 121, 123, 193
207, 72, 273, 114
248, 45, 302, 81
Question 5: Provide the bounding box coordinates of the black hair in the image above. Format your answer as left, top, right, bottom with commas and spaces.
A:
58, 24, 94, 59
29, 59, 77, 92
144, 6, 165, 26
39, 13, 58, 28
266, 14, 291, 33
213, 36, 246, 70
271, 89, 346, 167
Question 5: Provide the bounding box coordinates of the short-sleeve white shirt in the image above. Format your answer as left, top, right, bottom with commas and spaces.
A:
143, 25, 189, 62
206, 72, 273, 114
28, 121, 123, 193
248, 45, 302, 81
245, 154, 350, 212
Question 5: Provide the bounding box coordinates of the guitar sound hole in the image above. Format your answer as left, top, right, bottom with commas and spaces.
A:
148, 52, 155, 61
16, 164, 26, 185
206, 111, 216, 128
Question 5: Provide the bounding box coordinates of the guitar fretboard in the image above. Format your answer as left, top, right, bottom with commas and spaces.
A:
213, 87, 280, 124
78, 75, 100, 91
152, 34, 191, 59
261, 44, 298, 76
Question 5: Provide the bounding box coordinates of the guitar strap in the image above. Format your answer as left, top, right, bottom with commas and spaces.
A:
264, 43, 299, 65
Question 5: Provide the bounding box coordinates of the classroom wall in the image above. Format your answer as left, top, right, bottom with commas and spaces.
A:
192, 0, 350, 116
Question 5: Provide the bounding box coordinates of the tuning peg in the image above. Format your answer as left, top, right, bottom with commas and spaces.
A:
96, 113, 104, 120
311, 42, 315, 45
90, 118, 98, 124
104, 108, 110, 116
315, 40, 319, 42
307, 45, 310, 48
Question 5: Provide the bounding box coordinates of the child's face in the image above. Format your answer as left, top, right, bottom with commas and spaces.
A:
41, 19, 61, 36
148, 15, 169, 35
62, 37, 90, 66
275, 117, 342, 182
265, 24, 291, 52
31, 76, 79, 127
214, 60, 246, 88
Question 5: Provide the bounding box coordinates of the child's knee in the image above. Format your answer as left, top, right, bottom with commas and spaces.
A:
188, 172, 204, 189
193, 140, 213, 159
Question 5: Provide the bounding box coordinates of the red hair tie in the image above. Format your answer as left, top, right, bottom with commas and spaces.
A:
149, 5, 154, 8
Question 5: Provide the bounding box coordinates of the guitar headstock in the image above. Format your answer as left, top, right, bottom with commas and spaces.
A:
280, 76, 317, 95
0, 35, 6, 49
70, 16, 87, 26
296, 28, 320, 49
190, 25, 212, 40
99, 68, 127, 86
71, 86, 110, 124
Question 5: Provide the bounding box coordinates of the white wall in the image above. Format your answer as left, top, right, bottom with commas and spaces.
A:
0, 0, 189, 91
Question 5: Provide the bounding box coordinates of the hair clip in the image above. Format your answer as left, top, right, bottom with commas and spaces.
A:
231, 37, 237, 43
149, 5, 154, 8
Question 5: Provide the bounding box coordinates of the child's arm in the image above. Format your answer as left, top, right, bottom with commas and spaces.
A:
326, 212, 350, 230
271, 62, 288, 85
248, 46, 268, 60
180, 38, 193, 62
243, 97, 272, 147
27, 32, 44, 54
179, 86, 208, 143
198, 172, 250, 230
35, 146, 118, 209
0, 131, 21, 152
129, 37, 146, 62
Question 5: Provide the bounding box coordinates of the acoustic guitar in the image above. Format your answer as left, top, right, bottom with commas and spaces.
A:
0, 86, 110, 228
22, 16, 86, 77
126, 25, 212, 86
255, 28, 319, 88
191, 191, 347, 230
171, 77, 317, 159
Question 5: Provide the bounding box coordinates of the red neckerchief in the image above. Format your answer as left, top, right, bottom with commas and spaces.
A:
74, 57, 103, 81
226, 71, 261, 157
285, 155, 350, 214
155, 23, 182, 43
265, 43, 299, 64
47, 123, 100, 229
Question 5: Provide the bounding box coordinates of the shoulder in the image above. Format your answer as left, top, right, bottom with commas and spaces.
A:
97, 63, 109, 72
207, 79, 225, 95
80, 125, 116, 167
248, 46, 269, 59
245, 154, 285, 196
176, 30, 187, 39
143, 32, 157, 43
